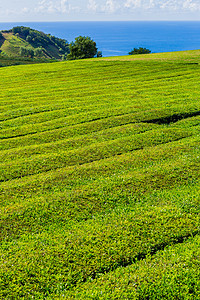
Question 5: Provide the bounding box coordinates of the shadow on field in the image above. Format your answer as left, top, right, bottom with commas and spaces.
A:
144, 110, 200, 125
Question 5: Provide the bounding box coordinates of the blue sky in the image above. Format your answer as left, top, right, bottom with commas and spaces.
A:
0, 0, 200, 22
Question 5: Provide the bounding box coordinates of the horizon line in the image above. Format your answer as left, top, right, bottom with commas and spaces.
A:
1, 20, 200, 23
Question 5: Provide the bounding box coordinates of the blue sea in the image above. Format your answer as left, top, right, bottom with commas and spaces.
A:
1, 21, 200, 57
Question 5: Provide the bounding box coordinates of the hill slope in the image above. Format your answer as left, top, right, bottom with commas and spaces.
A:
0, 26, 69, 60
0, 51, 200, 298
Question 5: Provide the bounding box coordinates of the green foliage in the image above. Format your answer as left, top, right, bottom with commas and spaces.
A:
97, 50, 103, 57
20, 46, 34, 58
69, 234, 200, 299
0, 53, 55, 67
13, 26, 29, 36
129, 47, 151, 55
67, 36, 98, 60
34, 47, 44, 58
26, 35, 32, 43
0, 50, 200, 298
10, 26, 69, 59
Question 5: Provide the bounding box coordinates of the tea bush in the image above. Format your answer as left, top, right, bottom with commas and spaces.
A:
0, 50, 200, 298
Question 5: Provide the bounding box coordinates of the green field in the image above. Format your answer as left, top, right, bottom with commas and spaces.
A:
0, 50, 200, 299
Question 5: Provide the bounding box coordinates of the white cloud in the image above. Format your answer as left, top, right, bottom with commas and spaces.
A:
104, 0, 116, 13
60, 0, 68, 13
1, 0, 200, 21
124, 0, 141, 9
159, 0, 179, 10
183, 0, 200, 11
99, 0, 122, 13
35, 0, 69, 13
33, 0, 200, 15
123, 0, 200, 11
22, 7, 30, 13
88, 0, 98, 12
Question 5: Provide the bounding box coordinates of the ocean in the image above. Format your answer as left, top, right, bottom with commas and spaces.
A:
0, 21, 200, 57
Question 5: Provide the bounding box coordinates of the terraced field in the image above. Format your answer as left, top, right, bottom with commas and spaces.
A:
0, 50, 200, 299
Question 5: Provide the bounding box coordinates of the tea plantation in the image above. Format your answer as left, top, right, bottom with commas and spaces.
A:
0, 50, 200, 299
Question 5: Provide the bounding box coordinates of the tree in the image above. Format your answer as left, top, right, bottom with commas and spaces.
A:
34, 47, 44, 58
67, 36, 98, 60
97, 51, 102, 58
129, 47, 151, 55
20, 47, 34, 58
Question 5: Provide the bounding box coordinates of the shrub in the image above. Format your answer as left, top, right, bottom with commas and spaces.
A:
129, 47, 151, 55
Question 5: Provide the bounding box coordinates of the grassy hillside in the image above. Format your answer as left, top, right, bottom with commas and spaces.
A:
0, 50, 200, 299
0, 26, 69, 64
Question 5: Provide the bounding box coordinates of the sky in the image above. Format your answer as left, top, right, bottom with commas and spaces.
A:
0, 0, 200, 22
